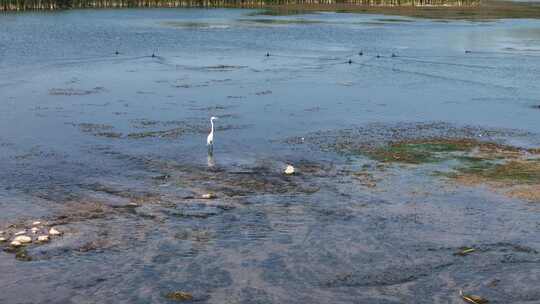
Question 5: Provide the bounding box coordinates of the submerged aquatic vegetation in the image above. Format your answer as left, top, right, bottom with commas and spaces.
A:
367, 140, 477, 164
367, 139, 526, 164
292, 123, 540, 201
448, 159, 540, 201
455, 159, 540, 184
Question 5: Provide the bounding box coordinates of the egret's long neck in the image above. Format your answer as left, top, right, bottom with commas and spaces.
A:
210, 120, 214, 134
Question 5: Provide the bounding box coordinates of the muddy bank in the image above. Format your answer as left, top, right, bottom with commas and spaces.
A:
261, 0, 540, 19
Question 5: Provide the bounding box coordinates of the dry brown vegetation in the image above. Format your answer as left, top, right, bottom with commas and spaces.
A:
264, 0, 540, 20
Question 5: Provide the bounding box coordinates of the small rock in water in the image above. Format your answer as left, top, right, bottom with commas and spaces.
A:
284, 165, 295, 175
10, 241, 22, 247
32, 221, 41, 226
31, 227, 39, 234
201, 193, 216, 199
13, 235, 32, 244
37, 235, 49, 242
49, 228, 62, 236
0, 237, 6, 242
14, 230, 26, 236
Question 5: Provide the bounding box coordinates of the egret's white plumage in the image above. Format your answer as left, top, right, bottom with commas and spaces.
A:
207, 116, 218, 146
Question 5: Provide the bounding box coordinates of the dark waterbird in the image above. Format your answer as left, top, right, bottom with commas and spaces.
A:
266, 52, 270, 57
348, 59, 353, 64
358, 51, 363, 56
392, 53, 397, 58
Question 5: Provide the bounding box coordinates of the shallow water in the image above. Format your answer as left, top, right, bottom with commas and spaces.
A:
1, 9, 540, 304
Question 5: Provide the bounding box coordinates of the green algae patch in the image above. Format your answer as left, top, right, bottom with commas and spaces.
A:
455, 159, 540, 185
366, 139, 504, 164
445, 158, 540, 201
367, 139, 481, 164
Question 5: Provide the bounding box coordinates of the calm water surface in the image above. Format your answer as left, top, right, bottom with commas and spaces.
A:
1, 9, 540, 303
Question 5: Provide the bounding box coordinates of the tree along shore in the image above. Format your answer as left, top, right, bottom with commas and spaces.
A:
0, 0, 480, 11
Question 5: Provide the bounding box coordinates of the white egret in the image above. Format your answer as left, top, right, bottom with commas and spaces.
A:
207, 116, 218, 150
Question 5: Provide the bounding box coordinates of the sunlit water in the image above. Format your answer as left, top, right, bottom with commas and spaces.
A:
1, 9, 540, 303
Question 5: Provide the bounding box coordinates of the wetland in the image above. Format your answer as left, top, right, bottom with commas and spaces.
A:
1, 8, 540, 304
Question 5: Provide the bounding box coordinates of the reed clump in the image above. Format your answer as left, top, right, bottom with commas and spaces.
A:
0, 0, 480, 11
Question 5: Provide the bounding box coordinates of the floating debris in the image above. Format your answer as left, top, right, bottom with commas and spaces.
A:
49, 87, 104, 96
255, 90, 272, 96
49, 228, 62, 236
455, 247, 476, 256
459, 290, 489, 304
201, 193, 216, 199
165, 291, 193, 301
284, 164, 295, 175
